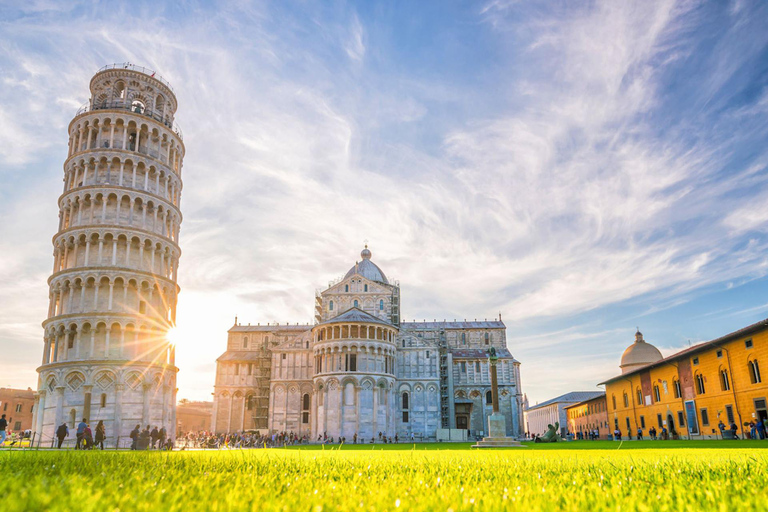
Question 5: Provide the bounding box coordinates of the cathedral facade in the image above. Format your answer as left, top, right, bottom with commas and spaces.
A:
212, 247, 524, 441
212, 247, 523, 441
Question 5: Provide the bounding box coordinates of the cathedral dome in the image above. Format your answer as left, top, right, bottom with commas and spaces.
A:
620, 331, 663, 374
344, 245, 388, 284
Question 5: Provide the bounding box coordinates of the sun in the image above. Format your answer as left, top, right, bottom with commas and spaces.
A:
166, 326, 182, 347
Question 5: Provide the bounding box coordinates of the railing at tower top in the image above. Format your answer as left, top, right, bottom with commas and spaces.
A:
97, 63, 175, 93
76, 102, 183, 141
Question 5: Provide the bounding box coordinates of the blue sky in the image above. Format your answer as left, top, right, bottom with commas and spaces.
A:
1, 0, 768, 404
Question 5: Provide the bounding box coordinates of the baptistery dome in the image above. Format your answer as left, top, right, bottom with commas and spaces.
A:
620, 330, 663, 374
344, 245, 388, 284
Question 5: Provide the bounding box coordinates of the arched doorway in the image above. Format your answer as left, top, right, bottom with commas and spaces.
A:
667, 414, 676, 438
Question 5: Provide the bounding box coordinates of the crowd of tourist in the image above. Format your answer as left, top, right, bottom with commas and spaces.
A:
527, 417, 768, 441
175, 430, 418, 449
178, 431, 309, 449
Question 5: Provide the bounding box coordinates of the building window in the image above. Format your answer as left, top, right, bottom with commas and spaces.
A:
354, 300, 359, 308
653, 385, 660, 403
612, 395, 616, 410
345, 284, 349, 292
695, 373, 705, 394
692, 357, 699, 365
247, 364, 253, 375
636, 389, 642, 405
486, 390, 493, 405
625, 417, 631, 432
720, 369, 730, 391
677, 411, 685, 427
657, 413, 663, 428
700, 408, 709, 426
345, 354, 357, 372
364, 284, 368, 292
282, 353, 286, 360
749, 360, 762, 384
461, 332, 466, 344
475, 361, 481, 373
379, 300, 384, 311
402, 411, 409, 422
100, 393, 107, 408
15, 404, 22, 413
673, 380, 681, 399
329, 301, 334, 311
484, 332, 489, 345
716, 350, 722, 358
725, 404, 735, 425
623, 393, 628, 407
402, 392, 409, 410
426, 351, 430, 358
243, 337, 248, 349
246, 396, 254, 411
461, 362, 467, 373
640, 416, 646, 428
13, 422, 21, 431
745, 339, 753, 349
302, 393, 310, 424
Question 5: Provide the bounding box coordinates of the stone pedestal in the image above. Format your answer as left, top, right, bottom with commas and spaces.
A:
488, 412, 506, 438
472, 412, 524, 448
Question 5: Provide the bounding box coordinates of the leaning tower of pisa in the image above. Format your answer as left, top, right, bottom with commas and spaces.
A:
33, 64, 184, 446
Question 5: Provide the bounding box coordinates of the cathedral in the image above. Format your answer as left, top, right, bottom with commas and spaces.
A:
212, 247, 524, 441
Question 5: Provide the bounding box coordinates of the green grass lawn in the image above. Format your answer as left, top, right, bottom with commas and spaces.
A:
286, 439, 767, 450
1, 441, 767, 511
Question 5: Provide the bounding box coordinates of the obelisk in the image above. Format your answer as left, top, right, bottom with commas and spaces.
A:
472, 347, 523, 447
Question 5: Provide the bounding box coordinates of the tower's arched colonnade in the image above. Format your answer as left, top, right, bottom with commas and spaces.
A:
34, 64, 185, 446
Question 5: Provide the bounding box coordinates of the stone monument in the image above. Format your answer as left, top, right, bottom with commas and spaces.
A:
472, 347, 524, 448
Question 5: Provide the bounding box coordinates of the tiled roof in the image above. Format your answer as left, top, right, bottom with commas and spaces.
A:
525, 391, 605, 412
229, 324, 312, 333
216, 351, 270, 362
401, 320, 505, 329
318, 307, 392, 327
451, 348, 514, 359
599, 317, 768, 385
563, 393, 607, 410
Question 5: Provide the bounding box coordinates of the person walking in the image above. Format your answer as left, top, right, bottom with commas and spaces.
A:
759, 418, 767, 440
56, 422, 69, 449
158, 426, 167, 449
76, 418, 87, 449
0, 414, 7, 446
637, 428, 643, 440
130, 424, 140, 450
95, 420, 106, 450
150, 426, 159, 449
83, 424, 93, 450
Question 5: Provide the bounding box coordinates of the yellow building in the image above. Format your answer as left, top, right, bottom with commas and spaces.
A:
600, 321, 768, 439
564, 393, 609, 439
